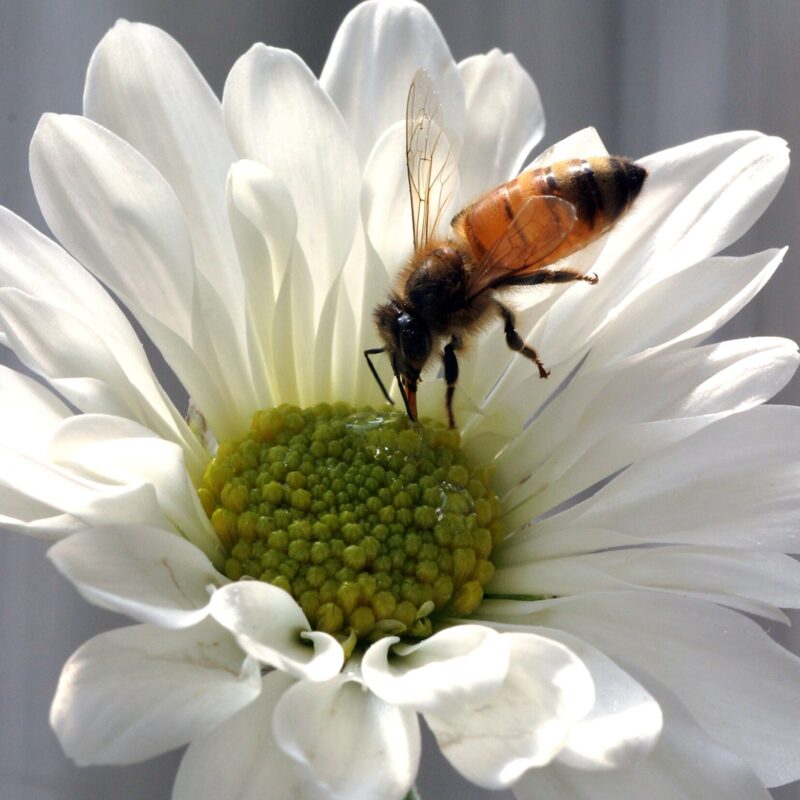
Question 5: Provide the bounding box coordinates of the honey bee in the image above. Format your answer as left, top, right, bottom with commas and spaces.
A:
365, 69, 647, 428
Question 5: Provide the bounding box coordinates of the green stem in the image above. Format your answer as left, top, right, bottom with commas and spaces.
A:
404, 787, 422, 800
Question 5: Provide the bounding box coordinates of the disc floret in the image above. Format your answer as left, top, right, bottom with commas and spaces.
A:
199, 402, 503, 644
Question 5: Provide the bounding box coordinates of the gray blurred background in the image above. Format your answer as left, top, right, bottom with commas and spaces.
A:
1, 1, 799, 798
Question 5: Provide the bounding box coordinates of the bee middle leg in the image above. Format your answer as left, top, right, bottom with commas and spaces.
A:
443, 336, 462, 429
497, 302, 550, 378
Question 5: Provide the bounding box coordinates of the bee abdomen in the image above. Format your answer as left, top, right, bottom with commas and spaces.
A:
525, 157, 646, 231
456, 155, 646, 271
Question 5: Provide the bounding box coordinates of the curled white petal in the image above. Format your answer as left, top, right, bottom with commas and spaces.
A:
527, 626, 663, 771
485, 591, 800, 787
273, 674, 420, 800
425, 631, 595, 789
209, 581, 343, 681
361, 624, 509, 713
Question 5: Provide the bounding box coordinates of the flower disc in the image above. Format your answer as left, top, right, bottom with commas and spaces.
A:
199, 403, 503, 641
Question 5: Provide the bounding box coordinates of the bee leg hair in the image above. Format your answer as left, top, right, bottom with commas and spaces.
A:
497, 302, 550, 379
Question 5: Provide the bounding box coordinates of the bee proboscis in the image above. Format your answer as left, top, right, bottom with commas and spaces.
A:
365, 69, 647, 428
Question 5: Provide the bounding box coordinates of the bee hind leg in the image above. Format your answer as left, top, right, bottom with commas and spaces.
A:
497, 302, 550, 379
443, 336, 462, 429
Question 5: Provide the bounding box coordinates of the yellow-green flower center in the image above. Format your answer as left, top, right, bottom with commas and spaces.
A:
198, 402, 502, 644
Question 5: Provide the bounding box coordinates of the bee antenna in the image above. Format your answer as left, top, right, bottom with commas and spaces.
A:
363, 347, 395, 406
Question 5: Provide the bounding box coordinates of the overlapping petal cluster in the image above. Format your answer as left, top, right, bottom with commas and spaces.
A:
2, 2, 799, 798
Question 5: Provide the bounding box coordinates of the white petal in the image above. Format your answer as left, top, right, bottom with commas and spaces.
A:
528, 405, 800, 556
0, 444, 168, 540
0, 293, 119, 416
227, 159, 315, 407
313, 272, 349, 403
271, 241, 316, 406
47, 526, 222, 628
0, 288, 150, 419
228, 156, 335, 407
331, 246, 374, 404
173, 671, 310, 800
484, 591, 800, 787
273, 674, 420, 800
513, 676, 771, 800
84, 20, 242, 329
0, 207, 126, 341
641, 135, 788, 277
492, 546, 800, 623
481, 245, 783, 440
29, 113, 252, 439
361, 624, 509, 713
0, 504, 79, 539
209, 581, 343, 681
47, 413, 222, 562
0, 365, 68, 457
227, 159, 296, 291
29, 113, 194, 353
0, 479, 83, 539
530, 129, 608, 170
223, 45, 360, 304
0, 208, 205, 476
226, 159, 297, 407
321, 0, 464, 167
50, 619, 261, 765
425, 632, 594, 789
458, 50, 544, 203
459, 398, 524, 465
584, 249, 786, 369
587, 130, 775, 299
495, 336, 798, 522
361, 121, 416, 276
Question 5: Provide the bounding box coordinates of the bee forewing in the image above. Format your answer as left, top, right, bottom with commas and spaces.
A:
406, 68, 461, 249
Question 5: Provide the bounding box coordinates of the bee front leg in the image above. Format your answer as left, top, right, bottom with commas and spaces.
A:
364, 347, 395, 405
497, 302, 550, 379
443, 336, 462, 429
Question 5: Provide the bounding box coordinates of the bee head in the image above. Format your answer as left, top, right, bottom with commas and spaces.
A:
395, 311, 432, 374
373, 301, 432, 420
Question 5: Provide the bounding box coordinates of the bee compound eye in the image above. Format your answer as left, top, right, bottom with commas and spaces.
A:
397, 314, 432, 367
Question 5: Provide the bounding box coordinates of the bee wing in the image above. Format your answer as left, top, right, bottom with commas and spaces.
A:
406, 68, 460, 250
467, 194, 579, 296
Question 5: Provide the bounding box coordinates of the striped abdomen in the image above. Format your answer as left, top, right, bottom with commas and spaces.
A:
458, 157, 646, 270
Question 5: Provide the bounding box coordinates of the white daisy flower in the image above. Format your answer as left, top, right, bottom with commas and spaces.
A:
2, 1, 799, 799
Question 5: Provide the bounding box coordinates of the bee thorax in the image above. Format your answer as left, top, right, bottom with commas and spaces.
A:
404, 246, 468, 323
